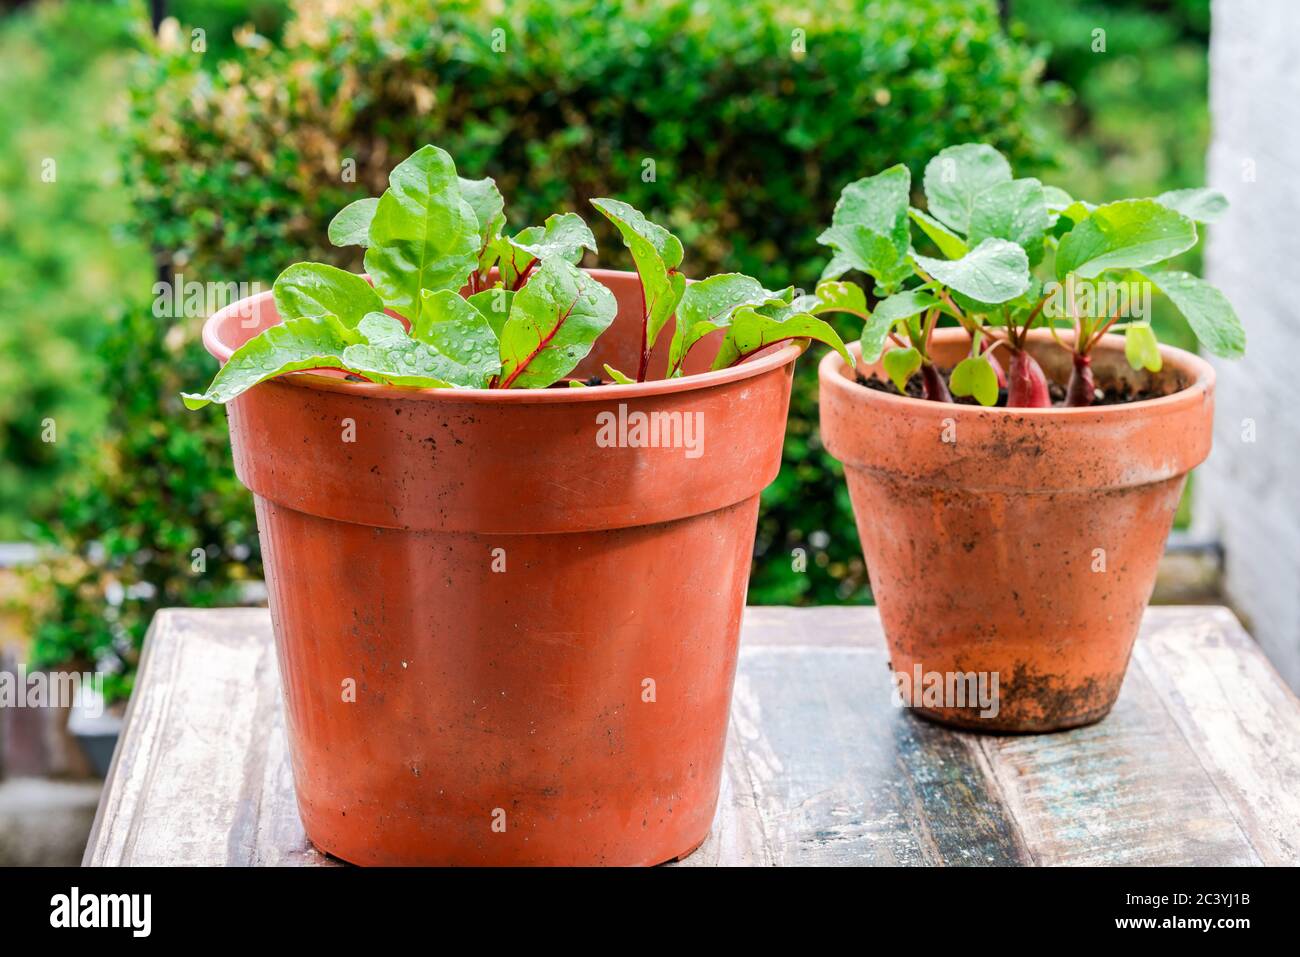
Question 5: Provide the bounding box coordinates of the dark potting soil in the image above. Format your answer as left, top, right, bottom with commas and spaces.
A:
543, 375, 608, 389
856, 368, 1168, 408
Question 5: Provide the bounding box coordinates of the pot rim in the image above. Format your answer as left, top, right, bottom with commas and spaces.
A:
819, 327, 1215, 420
202, 267, 805, 404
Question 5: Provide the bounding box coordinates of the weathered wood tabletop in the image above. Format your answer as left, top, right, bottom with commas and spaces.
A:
85, 605, 1300, 866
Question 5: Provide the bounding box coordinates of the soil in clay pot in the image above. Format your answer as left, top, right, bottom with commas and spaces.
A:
857, 365, 1169, 407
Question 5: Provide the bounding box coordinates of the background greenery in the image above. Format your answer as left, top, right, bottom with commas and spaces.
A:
3, 0, 1212, 697
0, 0, 147, 539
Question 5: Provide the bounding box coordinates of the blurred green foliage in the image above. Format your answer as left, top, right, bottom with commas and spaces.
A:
13, 0, 283, 696
0, 0, 273, 540
0, 0, 148, 539
1014, 0, 1212, 352
12, 0, 1215, 697
164, 0, 288, 56
1016, 0, 1209, 200
24, 295, 260, 700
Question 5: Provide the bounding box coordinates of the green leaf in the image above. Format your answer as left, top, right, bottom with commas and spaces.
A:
817, 165, 913, 293
273, 262, 383, 329
967, 178, 1050, 265
949, 355, 999, 406
827, 165, 911, 245
590, 198, 685, 353
951, 275, 1043, 319
1042, 185, 1073, 229
873, 289, 940, 325
364, 145, 480, 321
1043, 185, 1073, 212
327, 198, 379, 248
909, 207, 969, 259
1154, 188, 1228, 224
603, 363, 635, 385
881, 346, 922, 393
1144, 270, 1246, 358
860, 289, 939, 363
590, 198, 683, 268
458, 175, 506, 268
820, 249, 857, 282
493, 240, 529, 288
1124, 324, 1163, 372
923, 144, 1012, 234
498, 257, 618, 388
355, 312, 407, 343
466, 288, 514, 337
1052, 198, 1095, 238
181, 315, 361, 409
512, 212, 596, 262
806, 280, 867, 315
414, 289, 502, 387
711, 306, 852, 371
341, 312, 486, 389
1058, 199, 1095, 224
494, 212, 597, 286
668, 273, 788, 374
816, 224, 913, 293
1055, 199, 1197, 281
914, 238, 1030, 305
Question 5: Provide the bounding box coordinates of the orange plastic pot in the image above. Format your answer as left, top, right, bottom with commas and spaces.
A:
201, 270, 800, 865
820, 329, 1215, 733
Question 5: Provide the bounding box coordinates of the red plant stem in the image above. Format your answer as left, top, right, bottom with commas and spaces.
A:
511, 258, 539, 291
1006, 349, 1051, 408
1064, 351, 1096, 407
635, 271, 651, 382
919, 361, 952, 403
1018, 294, 1048, 346
497, 296, 579, 389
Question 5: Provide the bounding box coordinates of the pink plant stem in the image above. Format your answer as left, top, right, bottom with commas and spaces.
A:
1006, 349, 1051, 408
920, 361, 952, 403
1064, 351, 1096, 407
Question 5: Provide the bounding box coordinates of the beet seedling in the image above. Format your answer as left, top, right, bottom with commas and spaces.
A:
811, 144, 1244, 407
183, 144, 849, 409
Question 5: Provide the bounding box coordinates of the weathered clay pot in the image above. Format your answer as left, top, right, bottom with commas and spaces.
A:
201, 269, 801, 865
819, 329, 1214, 733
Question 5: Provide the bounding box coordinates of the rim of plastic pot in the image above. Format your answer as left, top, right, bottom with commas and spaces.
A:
202, 268, 805, 404
819, 328, 1216, 422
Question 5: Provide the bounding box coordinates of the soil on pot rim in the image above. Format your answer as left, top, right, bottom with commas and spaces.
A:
856, 367, 1169, 408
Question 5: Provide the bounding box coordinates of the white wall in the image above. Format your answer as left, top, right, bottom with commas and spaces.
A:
1198, 0, 1300, 691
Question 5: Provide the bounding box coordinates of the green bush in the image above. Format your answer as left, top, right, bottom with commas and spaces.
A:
0, 0, 150, 539
31, 0, 1053, 694
0, 0, 285, 541
25, 295, 258, 701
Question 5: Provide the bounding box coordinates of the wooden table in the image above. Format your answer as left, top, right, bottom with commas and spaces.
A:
85, 606, 1300, 866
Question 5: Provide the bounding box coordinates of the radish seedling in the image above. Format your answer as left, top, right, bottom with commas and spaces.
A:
810, 144, 1244, 407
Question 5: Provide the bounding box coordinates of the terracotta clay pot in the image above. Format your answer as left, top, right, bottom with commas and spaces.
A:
201, 269, 800, 865
819, 329, 1214, 733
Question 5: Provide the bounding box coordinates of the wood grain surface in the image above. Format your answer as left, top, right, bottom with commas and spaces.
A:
84, 605, 1300, 867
